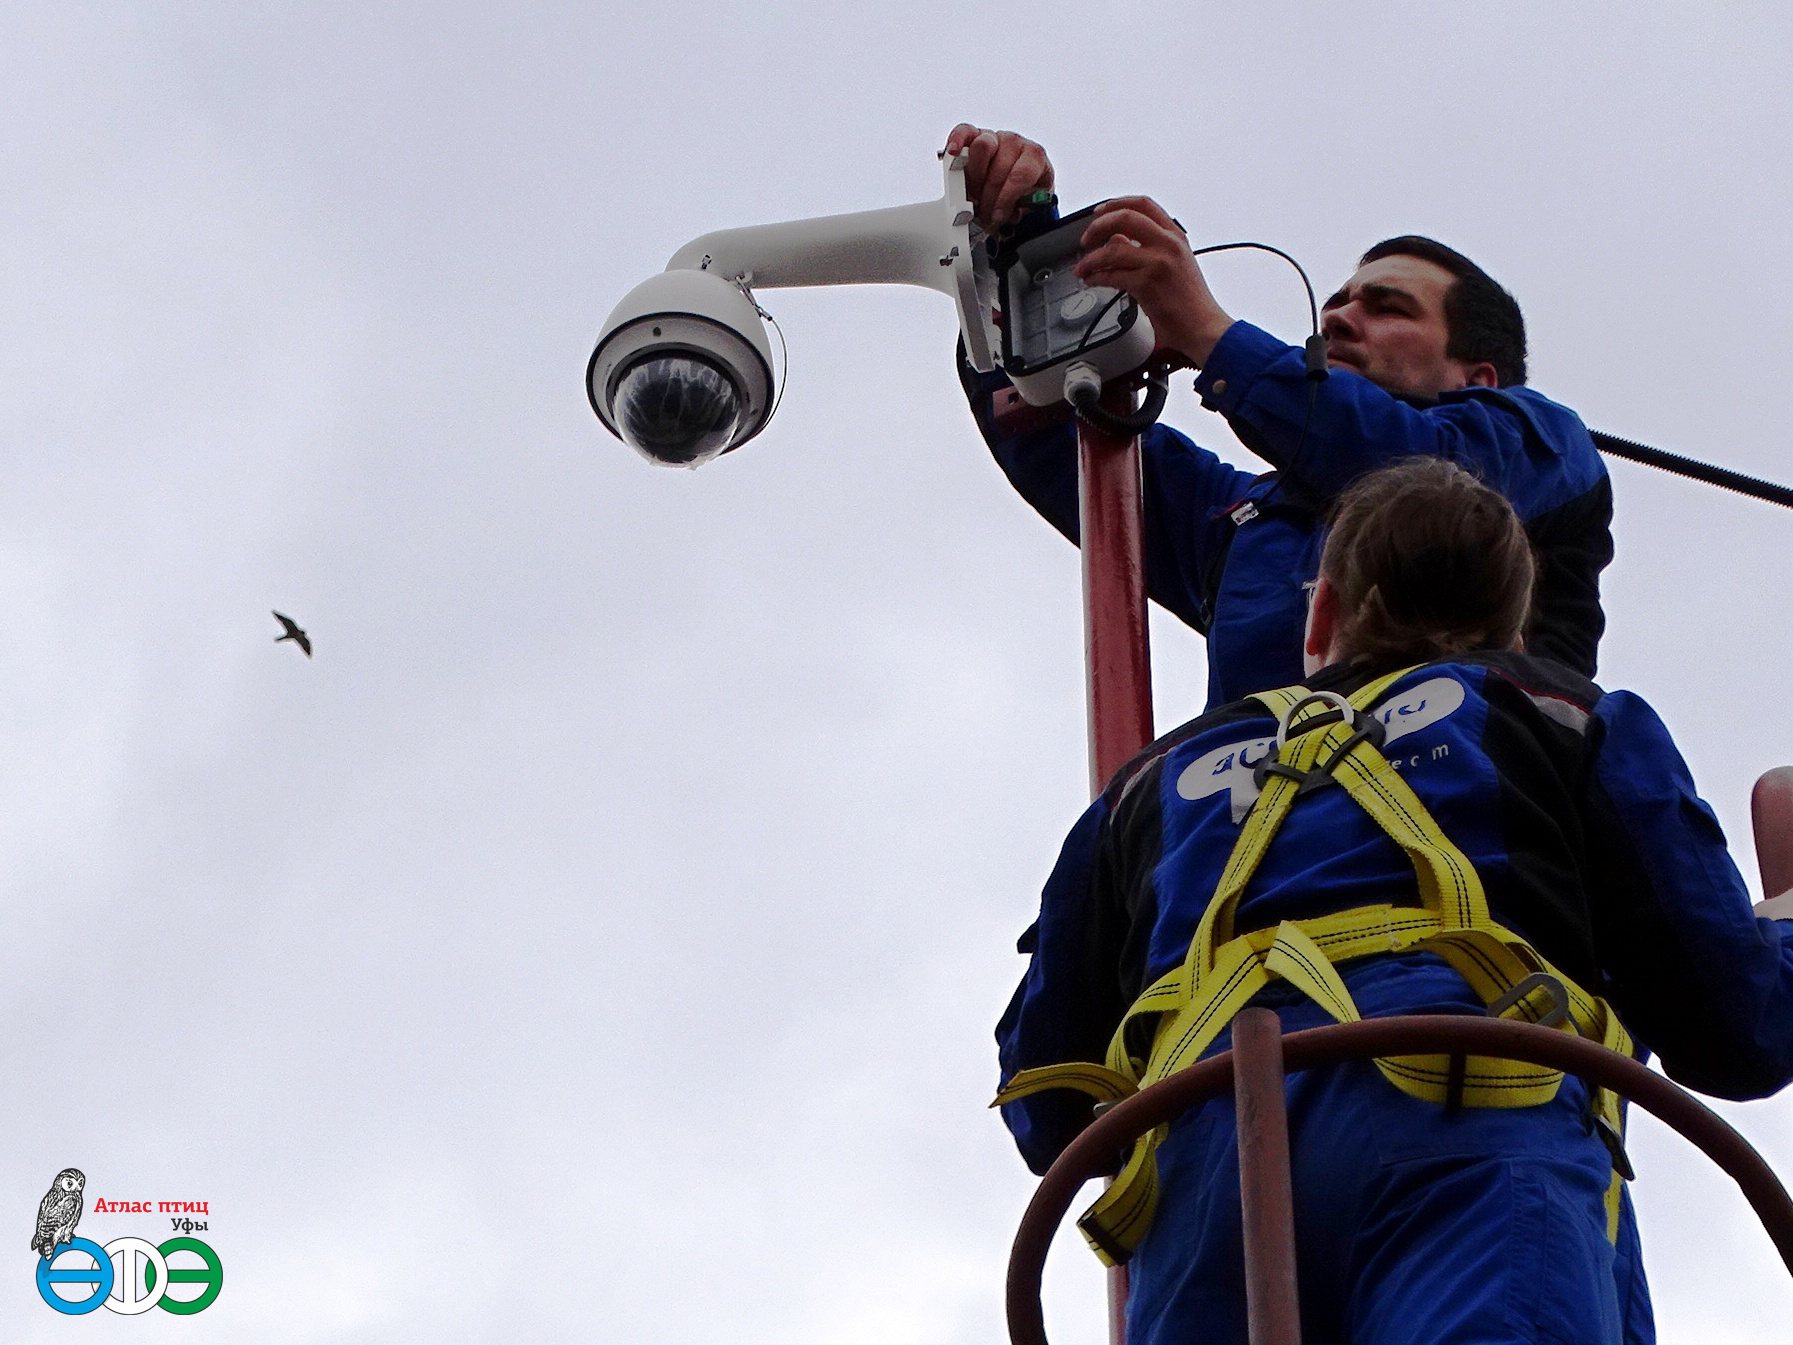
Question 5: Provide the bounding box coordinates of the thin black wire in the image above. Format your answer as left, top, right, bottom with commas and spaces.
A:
1072, 287, 1131, 356
1071, 241, 1322, 361
1190, 241, 1321, 334
754, 298, 790, 432
1184, 242, 1327, 490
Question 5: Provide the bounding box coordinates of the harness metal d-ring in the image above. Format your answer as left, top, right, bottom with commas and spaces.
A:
1274, 691, 1358, 751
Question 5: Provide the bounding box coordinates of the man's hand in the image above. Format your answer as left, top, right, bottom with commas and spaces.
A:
1076, 197, 1234, 368
943, 124, 1054, 232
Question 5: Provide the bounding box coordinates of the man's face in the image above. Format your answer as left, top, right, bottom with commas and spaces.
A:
1320, 255, 1496, 399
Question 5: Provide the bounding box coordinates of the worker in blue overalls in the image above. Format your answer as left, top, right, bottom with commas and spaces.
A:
944, 124, 1611, 710
996, 458, 1793, 1345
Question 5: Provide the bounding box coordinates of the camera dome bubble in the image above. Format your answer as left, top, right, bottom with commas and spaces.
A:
612, 353, 744, 468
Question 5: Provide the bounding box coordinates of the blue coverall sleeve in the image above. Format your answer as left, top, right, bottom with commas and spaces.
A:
1193, 321, 1598, 510
995, 795, 1133, 1174
959, 354, 1257, 634
1583, 691, 1793, 1099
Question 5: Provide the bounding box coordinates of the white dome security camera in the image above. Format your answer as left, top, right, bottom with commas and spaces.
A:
586, 151, 1003, 469
587, 269, 775, 469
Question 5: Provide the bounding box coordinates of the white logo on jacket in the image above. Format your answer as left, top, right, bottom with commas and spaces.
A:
1176, 676, 1467, 822
1175, 735, 1275, 822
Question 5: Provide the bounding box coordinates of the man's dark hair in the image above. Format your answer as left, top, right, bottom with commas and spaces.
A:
1359, 235, 1528, 388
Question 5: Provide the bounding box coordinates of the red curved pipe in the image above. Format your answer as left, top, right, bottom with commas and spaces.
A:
1007, 1015, 1793, 1345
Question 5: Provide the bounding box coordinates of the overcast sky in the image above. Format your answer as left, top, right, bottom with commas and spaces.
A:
4, 3, 1793, 1341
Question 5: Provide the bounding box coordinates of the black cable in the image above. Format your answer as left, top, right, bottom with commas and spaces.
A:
1590, 431, 1793, 511
1073, 241, 1325, 364
1070, 364, 1171, 437
1190, 241, 1321, 334
759, 302, 789, 429
1072, 287, 1131, 357
1180, 242, 1329, 491
1186, 242, 1328, 486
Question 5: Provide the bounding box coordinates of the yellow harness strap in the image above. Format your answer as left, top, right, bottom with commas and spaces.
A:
996, 669, 1635, 1265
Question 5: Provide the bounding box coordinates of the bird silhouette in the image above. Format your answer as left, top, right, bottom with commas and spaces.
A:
273, 611, 312, 657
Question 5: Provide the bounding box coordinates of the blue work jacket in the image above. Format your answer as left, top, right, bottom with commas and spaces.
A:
959, 321, 1614, 708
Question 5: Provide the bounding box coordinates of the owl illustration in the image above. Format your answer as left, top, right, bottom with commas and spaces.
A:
30, 1168, 85, 1260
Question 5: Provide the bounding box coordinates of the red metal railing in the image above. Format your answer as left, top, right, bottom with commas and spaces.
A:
1006, 1011, 1793, 1345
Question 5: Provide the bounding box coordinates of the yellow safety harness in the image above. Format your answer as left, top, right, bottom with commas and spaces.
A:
995, 668, 1635, 1267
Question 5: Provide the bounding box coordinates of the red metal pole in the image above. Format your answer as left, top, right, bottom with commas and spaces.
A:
1078, 407, 1155, 796
1232, 1008, 1303, 1345
1076, 402, 1155, 1343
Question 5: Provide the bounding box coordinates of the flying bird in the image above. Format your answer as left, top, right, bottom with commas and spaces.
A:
30, 1168, 84, 1260
273, 611, 312, 657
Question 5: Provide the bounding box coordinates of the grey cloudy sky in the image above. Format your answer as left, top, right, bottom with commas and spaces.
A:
3, 2, 1792, 1340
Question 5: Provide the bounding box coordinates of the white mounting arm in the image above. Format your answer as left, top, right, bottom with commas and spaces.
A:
661, 150, 999, 372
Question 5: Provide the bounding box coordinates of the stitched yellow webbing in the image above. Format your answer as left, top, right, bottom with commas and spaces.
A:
995, 669, 1635, 1266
